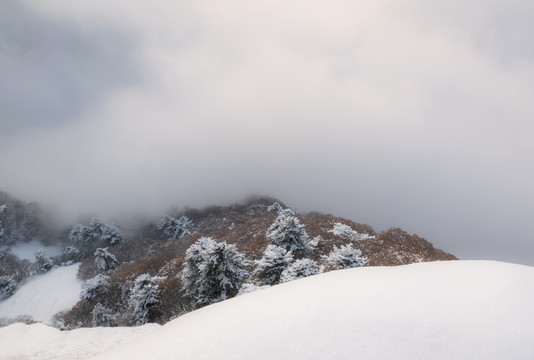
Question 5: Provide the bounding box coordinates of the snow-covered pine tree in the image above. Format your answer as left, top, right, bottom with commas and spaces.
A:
89, 218, 105, 231
181, 237, 249, 307
69, 224, 98, 256
80, 274, 110, 301
252, 245, 294, 286
322, 244, 368, 270
62, 246, 81, 265
88, 218, 123, 246
69, 224, 98, 247
266, 204, 313, 252
69, 219, 123, 257
128, 273, 165, 326
35, 249, 54, 273
92, 303, 116, 327
94, 247, 119, 272
267, 202, 283, 214
280, 258, 321, 283
157, 215, 193, 239
328, 222, 375, 242
101, 225, 122, 246
0, 275, 17, 300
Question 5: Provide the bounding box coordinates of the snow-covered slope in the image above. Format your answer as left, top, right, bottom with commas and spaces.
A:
1, 260, 533, 360
0, 264, 82, 324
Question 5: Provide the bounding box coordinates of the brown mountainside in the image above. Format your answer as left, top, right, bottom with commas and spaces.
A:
189, 197, 456, 265
68, 196, 456, 327
93, 196, 456, 281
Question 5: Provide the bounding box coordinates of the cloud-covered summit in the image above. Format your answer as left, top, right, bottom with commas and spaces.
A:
1, 0, 533, 265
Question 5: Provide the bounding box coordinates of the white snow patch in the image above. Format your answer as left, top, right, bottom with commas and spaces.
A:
1, 261, 533, 359
7, 240, 62, 261
0, 322, 158, 360
0, 264, 82, 324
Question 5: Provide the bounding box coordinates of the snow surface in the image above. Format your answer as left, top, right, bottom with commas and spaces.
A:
1, 260, 533, 359
6, 239, 62, 261
0, 264, 82, 324
0, 322, 158, 359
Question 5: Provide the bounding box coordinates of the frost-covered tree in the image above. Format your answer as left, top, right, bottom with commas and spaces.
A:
0, 275, 17, 300
94, 248, 118, 272
101, 225, 122, 246
266, 204, 313, 252
62, 246, 82, 265
69, 224, 98, 248
157, 215, 193, 239
69, 218, 122, 257
322, 244, 368, 270
35, 249, 54, 273
92, 303, 116, 327
128, 273, 165, 326
252, 245, 293, 286
328, 222, 375, 242
267, 202, 283, 214
280, 258, 321, 283
80, 274, 110, 301
181, 237, 249, 307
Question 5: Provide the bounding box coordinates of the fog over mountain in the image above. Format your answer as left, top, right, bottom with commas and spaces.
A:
1, 0, 533, 265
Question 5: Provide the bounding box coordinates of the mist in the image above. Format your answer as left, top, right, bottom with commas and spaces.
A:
1, 0, 533, 265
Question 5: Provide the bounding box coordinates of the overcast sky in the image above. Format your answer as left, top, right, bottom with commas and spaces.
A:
1, 0, 533, 265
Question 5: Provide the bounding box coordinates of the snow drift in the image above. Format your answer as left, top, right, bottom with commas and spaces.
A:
1, 260, 533, 359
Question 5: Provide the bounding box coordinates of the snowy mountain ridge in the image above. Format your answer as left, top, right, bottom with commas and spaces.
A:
1, 194, 458, 329
1, 260, 532, 359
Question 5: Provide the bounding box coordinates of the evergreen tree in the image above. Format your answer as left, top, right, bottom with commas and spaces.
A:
128, 273, 165, 326
0, 275, 17, 300
328, 222, 375, 242
68, 218, 122, 257
62, 246, 82, 264
92, 303, 117, 327
94, 247, 119, 272
267, 202, 283, 214
252, 245, 293, 286
280, 258, 320, 283
69, 223, 98, 247
266, 204, 313, 252
322, 244, 367, 270
181, 237, 249, 307
157, 215, 193, 239
80, 274, 110, 301
35, 249, 54, 273
101, 225, 122, 246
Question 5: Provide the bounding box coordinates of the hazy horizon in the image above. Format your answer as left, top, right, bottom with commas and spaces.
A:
1, 0, 533, 265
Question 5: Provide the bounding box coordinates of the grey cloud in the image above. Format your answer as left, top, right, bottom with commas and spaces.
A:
0, 0, 139, 137
0, 0, 533, 266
